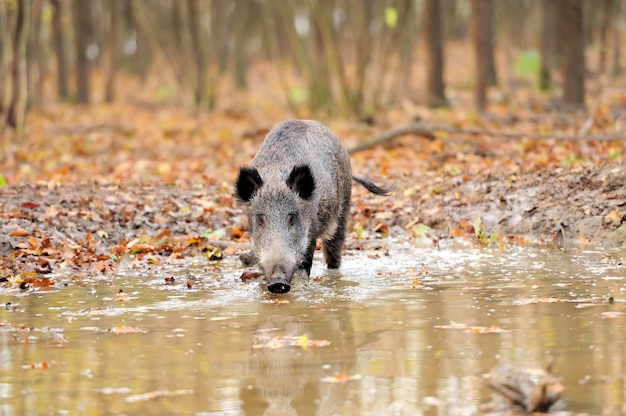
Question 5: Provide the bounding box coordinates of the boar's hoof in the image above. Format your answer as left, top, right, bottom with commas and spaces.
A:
239, 250, 257, 266
268, 280, 291, 294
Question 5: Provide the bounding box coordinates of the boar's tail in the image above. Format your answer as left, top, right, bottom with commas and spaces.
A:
352, 176, 395, 196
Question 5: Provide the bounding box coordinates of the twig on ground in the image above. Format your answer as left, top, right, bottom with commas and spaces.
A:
348, 122, 626, 153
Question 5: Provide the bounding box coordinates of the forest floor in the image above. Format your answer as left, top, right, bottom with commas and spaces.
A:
1, 66, 626, 281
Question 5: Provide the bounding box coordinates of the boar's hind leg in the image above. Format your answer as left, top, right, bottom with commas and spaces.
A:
323, 217, 347, 269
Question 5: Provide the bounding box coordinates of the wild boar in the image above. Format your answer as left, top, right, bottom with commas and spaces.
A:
235, 119, 393, 294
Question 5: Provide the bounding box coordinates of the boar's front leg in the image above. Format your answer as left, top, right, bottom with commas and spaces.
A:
239, 250, 257, 266
301, 233, 317, 276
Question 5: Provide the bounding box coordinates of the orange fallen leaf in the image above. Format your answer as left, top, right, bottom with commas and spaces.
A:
240, 271, 263, 282
23, 277, 54, 286
110, 326, 146, 335
261, 298, 290, 304
435, 321, 504, 334
320, 373, 363, 383
605, 208, 625, 223
252, 334, 330, 349
9, 229, 30, 237
23, 360, 55, 369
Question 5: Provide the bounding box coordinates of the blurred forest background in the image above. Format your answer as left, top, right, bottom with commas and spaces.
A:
0, 0, 618, 123
0, 0, 625, 184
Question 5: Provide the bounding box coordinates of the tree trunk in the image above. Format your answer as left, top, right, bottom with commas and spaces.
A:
186, 0, 211, 108
598, 0, 615, 74
561, 0, 585, 107
5, 0, 30, 130
0, 1, 8, 114
611, 0, 622, 76
483, 0, 498, 86
51, 0, 69, 100
26, 0, 42, 109
105, 0, 121, 102
232, 0, 254, 89
72, 0, 91, 104
470, 0, 490, 111
539, 0, 558, 90
422, 0, 447, 107
393, 0, 413, 100
170, 0, 186, 79
308, 0, 335, 115
211, 0, 230, 74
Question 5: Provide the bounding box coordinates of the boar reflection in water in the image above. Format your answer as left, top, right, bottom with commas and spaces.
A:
235, 120, 393, 293
244, 309, 356, 415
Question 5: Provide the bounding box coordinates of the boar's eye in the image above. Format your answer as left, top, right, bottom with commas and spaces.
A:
287, 212, 296, 227
256, 214, 266, 227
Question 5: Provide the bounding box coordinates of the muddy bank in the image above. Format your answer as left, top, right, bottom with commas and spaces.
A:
1, 162, 625, 277
398, 161, 626, 246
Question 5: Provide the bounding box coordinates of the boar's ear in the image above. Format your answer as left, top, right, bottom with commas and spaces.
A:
235, 167, 264, 203
287, 165, 316, 200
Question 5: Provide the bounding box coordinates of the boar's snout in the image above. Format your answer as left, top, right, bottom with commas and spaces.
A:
266, 266, 292, 293
268, 279, 291, 294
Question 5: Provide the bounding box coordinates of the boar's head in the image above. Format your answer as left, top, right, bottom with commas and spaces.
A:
235, 164, 317, 294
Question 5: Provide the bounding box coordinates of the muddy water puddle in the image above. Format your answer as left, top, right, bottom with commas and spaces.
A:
1, 243, 626, 415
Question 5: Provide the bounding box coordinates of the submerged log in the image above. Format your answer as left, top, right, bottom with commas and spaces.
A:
487, 360, 564, 413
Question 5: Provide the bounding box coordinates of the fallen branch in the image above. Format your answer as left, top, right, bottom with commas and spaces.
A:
43, 123, 131, 135
348, 122, 626, 153
430, 123, 626, 142
347, 123, 436, 153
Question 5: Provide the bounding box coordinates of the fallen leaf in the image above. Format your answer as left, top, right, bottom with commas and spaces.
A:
125, 389, 194, 403
23, 360, 55, 370
20, 202, 39, 209
110, 326, 146, 335
320, 373, 363, 383
9, 229, 30, 237
240, 271, 263, 282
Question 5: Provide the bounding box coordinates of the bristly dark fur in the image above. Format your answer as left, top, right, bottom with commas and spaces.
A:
352, 176, 395, 196
287, 165, 316, 200
234, 119, 393, 293
234, 166, 264, 203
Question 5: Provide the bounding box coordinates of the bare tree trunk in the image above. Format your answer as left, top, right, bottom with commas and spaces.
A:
539, 0, 558, 90
308, 0, 335, 115
423, 0, 447, 107
72, 0, 91, 103
598, 0, 615, 74
171, 0, 184, 46
211, 0, 230, 74
232, 0, 254, 89
26, 0, 42, 109
186, 0, 214, 109
186, 0, 204, 98
611, 0, 622, 76
0, 1, 8, 114
310, 0, 354, 117
351, 0, 374, 116
5, 0, 30, 130
105, 0, 121, 102
128, 0, 185, 101
470, 0, 489, 111
393, 0, 413, 97
51, 0, 69, 100
561, 0, 585, 107
170, 0, 186, 79
483, 0, 497, 86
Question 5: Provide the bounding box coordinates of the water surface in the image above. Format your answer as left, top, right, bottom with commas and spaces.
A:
1, 242, 625, 415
